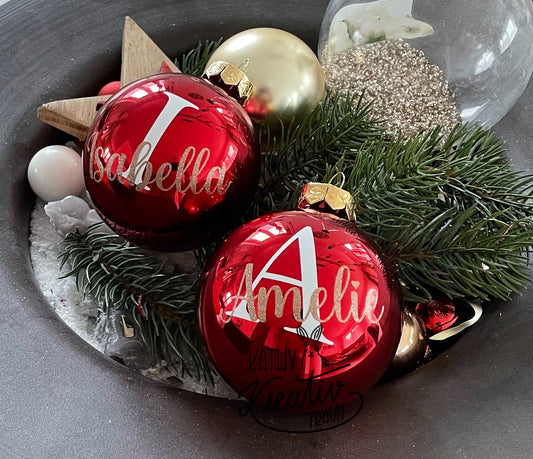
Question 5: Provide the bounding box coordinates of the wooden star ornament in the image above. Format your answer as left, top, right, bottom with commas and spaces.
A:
37, 17, 181, 140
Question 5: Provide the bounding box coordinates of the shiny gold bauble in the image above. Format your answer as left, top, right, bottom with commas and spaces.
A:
383, 309, 428, 380
205, 27, 325, 127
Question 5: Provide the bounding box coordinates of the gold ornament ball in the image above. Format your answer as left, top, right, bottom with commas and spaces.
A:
383, 309, 428, 380
205, 27, 325, 126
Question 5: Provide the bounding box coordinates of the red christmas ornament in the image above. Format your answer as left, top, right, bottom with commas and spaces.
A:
415, 297, 458, 334
83, 73, 259, 251
97, 81, 121, 96
198, 184, 402, 413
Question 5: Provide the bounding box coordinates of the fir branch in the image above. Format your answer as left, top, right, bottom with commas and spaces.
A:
59, 225, 212, 381
341, 125, 533, 301
257, 99, 533, 302
177, 38, 223, 76
251, 91, 384, 217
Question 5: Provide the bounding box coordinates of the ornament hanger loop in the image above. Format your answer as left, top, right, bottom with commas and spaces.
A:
328, 171, 346, 189
238, 58, 250, 72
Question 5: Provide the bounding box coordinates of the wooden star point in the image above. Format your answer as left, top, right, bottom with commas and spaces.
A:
121, 16, 180, 87
37, 17, 181, 140
37, 95, 111, 139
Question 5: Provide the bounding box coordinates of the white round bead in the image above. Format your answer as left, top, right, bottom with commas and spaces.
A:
27, 145, 84, 202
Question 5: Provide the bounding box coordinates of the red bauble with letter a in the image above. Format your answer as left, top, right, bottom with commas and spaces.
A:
198, 210, 402, 414
83, 73, 259, 251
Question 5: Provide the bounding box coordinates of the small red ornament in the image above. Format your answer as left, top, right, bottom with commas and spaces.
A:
415, 297, 458, 334
159, 61, 174, 73
198, 184, 401, 413
83, 73, 259, 251
97, 81, 121, 96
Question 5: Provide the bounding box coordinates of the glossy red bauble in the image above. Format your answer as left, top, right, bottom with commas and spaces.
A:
415, 297, 458, 334
97, 80, 121, 96
83, 73, 259, 251
198, 210, 402, 413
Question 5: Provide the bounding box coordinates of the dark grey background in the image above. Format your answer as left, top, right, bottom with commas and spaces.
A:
1, 1, 532, 458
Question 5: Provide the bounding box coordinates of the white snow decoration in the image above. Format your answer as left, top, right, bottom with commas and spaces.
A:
30, 201, 102, 350
326, 0, 434, 55
31, 200, 238, 399
44, 195, 111, 237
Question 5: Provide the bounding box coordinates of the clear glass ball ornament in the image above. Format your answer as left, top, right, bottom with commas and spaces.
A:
318, 0, 533, 127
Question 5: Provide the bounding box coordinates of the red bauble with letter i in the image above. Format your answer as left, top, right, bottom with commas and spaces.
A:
198, 183, 402, 414
83, 73, 259, 251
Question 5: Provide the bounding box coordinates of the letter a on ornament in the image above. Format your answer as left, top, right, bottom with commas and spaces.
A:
232, 226, 334, 345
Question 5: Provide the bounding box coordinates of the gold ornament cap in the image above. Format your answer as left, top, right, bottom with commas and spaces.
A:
203, 61, 255, 106
298, 174, 356, 221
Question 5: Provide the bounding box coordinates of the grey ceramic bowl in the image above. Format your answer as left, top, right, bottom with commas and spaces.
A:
1, 1, 533, 458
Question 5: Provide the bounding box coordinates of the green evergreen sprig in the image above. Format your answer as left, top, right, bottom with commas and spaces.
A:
59, 226, 212, 381
177, 38, 222, 77
343, 126, 533, 301
257, 101, 533, 301
250, 91, 384, 217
